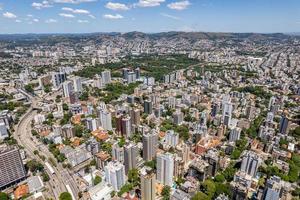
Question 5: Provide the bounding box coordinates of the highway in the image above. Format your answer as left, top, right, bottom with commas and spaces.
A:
14, 92, 81, 199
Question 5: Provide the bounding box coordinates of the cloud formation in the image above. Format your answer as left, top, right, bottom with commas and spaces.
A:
32, 1, 52, 9
3, 12, 17, 19
53, 0, 97, 4
136, 0, 165, 7
160, 13, 180, 20
62, 7, 90, 14
45, 18, 57, 23
59, 13, 75, 18
167, 0, 190, 10
103, 14, 123, 19
105, 2, 130, 11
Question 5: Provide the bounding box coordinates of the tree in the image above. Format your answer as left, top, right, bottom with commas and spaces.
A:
42, 172, 50, 182
59, 192, 72, 200
26, 159, 44, 173
0, 192, 9, 200
201, 180, 216, 198
161, 185, 171, 200
93, 175, 102, 185
214, 174, 225, 183
128, 168, 139, 186
24, 84, 34, 93
192, 192, 209, 200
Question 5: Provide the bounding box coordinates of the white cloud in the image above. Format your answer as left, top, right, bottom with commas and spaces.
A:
53, 0, 97, 4
105, 2, 130, 11
167, 0, 190, 10
88, 14, 95, 19
160, 13, 180, 20
45, 18, 57, 23
33, 18, 39, 22
77, 19, 89, 23
62, 7, 90, 14
103, 14, 123, 19
27, 14, 33, 17
15, 19, 22, 23
59, 13, 75, 18
136, 0, 165, 7
32, 1, 52, 9
3, 12, 17, 19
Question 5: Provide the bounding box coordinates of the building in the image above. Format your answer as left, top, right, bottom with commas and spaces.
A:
240, 151, 261, 177
72, 76, 82, 92
99, 109, 112, 131
279, 115, 290, 134
86, 117, 98, 131
0, 122, 9, 141
104, 161, 126, 191
0, 146, 26, 189
142, 131, 158, 161
63, 81, 74, 98
130, 108, 141, 126
144, 100, 153, 114
229, 127, 241, 142
52, 71, 66, 88
141, 171, 156, 200
263, 176, 282, 200
86, 138, 100, 155
112, 143, 124, 163
121, 116, 132, 138
156, 153, 174, 186
101, 70, 111, 85
165, 130, 179, 147
173, 111, 184, 125
124, 143, 138, 174
222, 102, 233, 126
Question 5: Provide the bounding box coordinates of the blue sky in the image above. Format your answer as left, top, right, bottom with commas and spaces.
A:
0, 0, 299, 34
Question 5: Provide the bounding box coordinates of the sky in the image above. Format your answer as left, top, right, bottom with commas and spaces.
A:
0, 0, 299, 34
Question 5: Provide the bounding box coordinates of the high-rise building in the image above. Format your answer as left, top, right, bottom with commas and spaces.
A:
52, 71, 67, 88
156, 153, 174, 186
165, 130, 179, 147
62, 81, 74, 98
85, 138, 100, 155
173, 111, 184, 125
266, 112, 274, 123
222, 102, 233, 126
104, 161, 126, 191
0, 146, 26, 189
141, 171, 156, 200
240, 151, 261, 177
135, 68, 141, 79
130, 108, 141, 126
112, 142, 124, 163
144, 100, 153, 114
124, 143, 138, 174
99, 109, 112, 131
101, 70, 111, 85
72, 76, 82, 92
279, 115, 290, 134
0, 123, 9, 141
142, 131, 158, 161
86, 117, 98, 131
229, 127, 241, 142
121, 116, 132, 138
127, 72, 136, 83
268, 96, 276, 111
263, 176, 282, 200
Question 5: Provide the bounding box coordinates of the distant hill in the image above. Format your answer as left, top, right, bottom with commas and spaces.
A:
0, 31, 295, 43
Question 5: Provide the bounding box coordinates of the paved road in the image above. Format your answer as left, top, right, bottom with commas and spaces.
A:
14, 96, 80, 199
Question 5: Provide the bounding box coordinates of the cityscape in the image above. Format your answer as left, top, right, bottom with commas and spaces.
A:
0, 1, 300, 200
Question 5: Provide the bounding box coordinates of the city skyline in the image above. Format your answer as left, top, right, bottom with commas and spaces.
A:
0, 0, 300, 34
